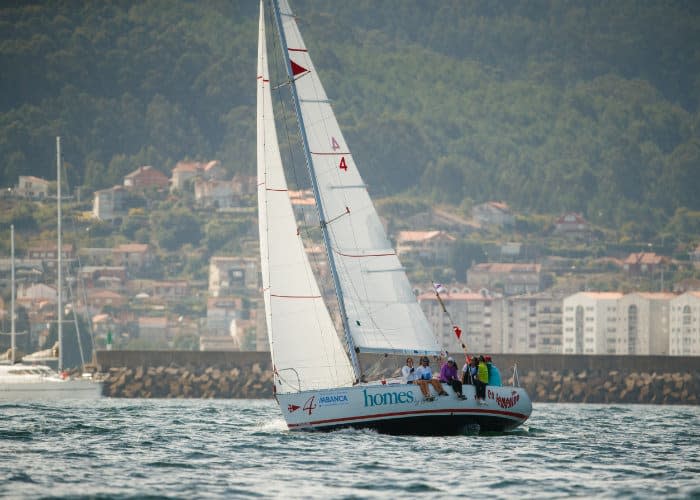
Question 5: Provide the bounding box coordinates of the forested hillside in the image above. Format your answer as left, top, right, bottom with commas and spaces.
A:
1, 0, 699, 234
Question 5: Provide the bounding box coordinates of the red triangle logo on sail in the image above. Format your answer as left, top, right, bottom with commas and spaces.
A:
290, 59, 308, 76
288, 404, 301, 413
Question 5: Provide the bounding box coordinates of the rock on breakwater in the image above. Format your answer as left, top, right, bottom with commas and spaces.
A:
517, 369, 698, 405
102, 364, 273, 398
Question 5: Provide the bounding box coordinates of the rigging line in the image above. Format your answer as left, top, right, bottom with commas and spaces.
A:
321, 206, 350, 227
59, 150, 92, 370
268, 1, 351, 381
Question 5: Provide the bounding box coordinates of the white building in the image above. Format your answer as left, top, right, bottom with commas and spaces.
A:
562, 292, 623, 354
504, 294, 563, 354
16, 176, 49, 199
616, 293, 673, 355
93, 186, 125, 221
669, 291, 700, 356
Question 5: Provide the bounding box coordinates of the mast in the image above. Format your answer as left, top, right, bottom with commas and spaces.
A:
270, 0, 362, 381
56, 136, 63, 372
10, 224, 15, 364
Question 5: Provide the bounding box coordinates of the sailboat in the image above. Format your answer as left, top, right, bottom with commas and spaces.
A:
0, 138, 101, 399
257, 0, 531, 434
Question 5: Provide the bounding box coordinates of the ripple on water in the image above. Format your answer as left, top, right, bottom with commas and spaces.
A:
1, 400, 698, 499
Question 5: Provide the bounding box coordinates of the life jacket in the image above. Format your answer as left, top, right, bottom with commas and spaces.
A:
477, 362, 489, 383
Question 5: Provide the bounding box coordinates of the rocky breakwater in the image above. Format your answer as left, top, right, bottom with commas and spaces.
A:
98, 351, 699, 404
518, 369, 698, 404
102, 363, 274, 398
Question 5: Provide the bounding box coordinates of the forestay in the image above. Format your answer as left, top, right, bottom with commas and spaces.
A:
257, 1, 355, 393
276, 0, 441, 355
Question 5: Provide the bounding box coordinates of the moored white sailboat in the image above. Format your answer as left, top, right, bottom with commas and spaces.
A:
257, 0, 531, 434
0, 138, 101, 400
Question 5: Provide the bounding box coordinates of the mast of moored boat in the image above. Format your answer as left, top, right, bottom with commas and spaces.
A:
10, 224, 15, 364
270, 0, 362, 382
56, 136, 63, 373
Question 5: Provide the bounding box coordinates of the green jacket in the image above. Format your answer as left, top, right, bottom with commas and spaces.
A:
477, 362, 489, 384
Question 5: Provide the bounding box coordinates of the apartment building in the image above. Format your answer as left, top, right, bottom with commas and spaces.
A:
616, 293, 673, 355
669, 291, 700, 355
562, 292, 623, 354
504, 293, 563, 354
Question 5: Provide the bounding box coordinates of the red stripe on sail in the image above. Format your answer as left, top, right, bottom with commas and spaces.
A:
271, 294, 322, 299
334, 249, 396, 258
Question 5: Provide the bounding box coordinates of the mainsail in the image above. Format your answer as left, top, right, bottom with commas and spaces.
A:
274, 0, 441, 356
257, 1, 355, 393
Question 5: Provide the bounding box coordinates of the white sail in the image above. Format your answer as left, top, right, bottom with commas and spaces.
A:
275, 0, 441, 355
257, 1, 355, 393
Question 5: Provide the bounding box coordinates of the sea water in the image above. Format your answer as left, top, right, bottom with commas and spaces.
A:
1, 399, 698, 499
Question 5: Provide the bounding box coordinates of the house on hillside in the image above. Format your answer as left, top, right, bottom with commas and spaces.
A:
194, 179, 235, 208
93, 186, 126, 220
553, 213, 590, 238
472, 201, 514, 228
16, 176, 49, 199
82, 290, 127, 315
396, 230, 456, 264
148, 280, 190, 299
623, 252, 663, 276
78, 266, 127, 290
467, 262, 542, 295
123, 165, 169, 191
27, 243, 75, 273
170, 160, 223, 192
112, 243, 153, 273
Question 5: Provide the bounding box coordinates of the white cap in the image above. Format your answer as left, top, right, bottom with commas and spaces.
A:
447, 356, 454, 362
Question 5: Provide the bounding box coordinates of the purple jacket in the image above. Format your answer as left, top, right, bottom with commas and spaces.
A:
439, 362, 459, 382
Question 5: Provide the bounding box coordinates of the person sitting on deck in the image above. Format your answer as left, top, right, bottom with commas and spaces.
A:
401, 357, 419, 384
462, 355, 475, 385
475, 355, 489, 404
415, 356, 447, 401
485, 355, 502, 387
440, 357, 466, 399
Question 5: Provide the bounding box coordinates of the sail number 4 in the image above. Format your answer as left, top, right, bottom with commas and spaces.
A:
332, 137, 348, 171
303, 395, 317, 415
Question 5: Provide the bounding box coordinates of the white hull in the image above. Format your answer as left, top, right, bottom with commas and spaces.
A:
0, 380, 102, 400
276, 382, 531, 435
0, 365, 102, 400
